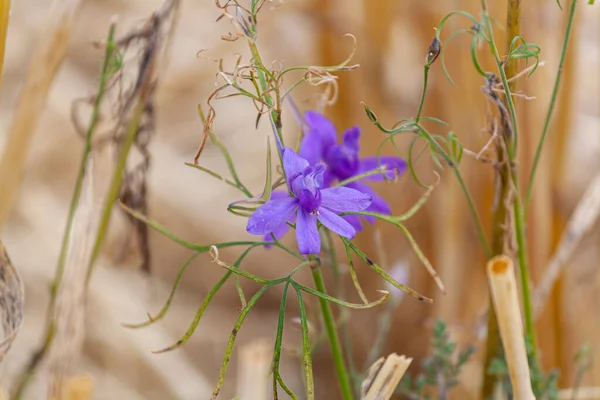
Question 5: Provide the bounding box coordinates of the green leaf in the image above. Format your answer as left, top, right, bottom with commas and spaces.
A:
212, 282, 279, 399
227, 137, 274, 216
293, 284, 315, 400
272, 282, 298, 400
447, 131, 464, 164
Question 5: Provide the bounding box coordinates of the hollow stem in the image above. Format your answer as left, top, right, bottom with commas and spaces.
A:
311, 264, 354, 400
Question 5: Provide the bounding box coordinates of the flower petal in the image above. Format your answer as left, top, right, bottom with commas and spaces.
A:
343, 214, 364, 232
305, 111, 337, 150
246, 197, 298, 235
318, 207, 356, 239
320, 186, 372, 212
358, 156, 408, 181
262, 222, 292, 247
347, 181, 391, 220
342, 126, 361, 152
296, 209, 320, 254
299, 132, 323, 166
283, 147, 309, 181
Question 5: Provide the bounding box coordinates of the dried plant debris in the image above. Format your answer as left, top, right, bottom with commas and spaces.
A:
0, 241, 24, 361
113, 0, 179, 273
361, 353, 412, 400
70, 0, 180, 273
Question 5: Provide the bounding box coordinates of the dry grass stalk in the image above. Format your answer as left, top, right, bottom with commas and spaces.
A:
0, 241, 24, 361
0, 0, 83, 224
361, 353, 412, 400
47, 159, 99, 399
533, 170, 600, 319
487, 255, 535, 400
236, 340, 270, 400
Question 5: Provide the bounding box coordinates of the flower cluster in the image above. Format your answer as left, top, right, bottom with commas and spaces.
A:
246, 111, 407, 255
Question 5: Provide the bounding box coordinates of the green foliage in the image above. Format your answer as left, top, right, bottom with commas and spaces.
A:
507, 36, 541, 78
396, 320, 475, 400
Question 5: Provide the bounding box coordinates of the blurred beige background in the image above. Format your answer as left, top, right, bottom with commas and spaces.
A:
0, 0, 599, 399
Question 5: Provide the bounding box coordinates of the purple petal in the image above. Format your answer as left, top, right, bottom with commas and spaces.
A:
296, 209, 320, 254
320, 186, 372, 212
342, 126, 361, 152
299, 133, 323, 166
262, 222, 292, 246
347, 181, 391, 222
311, 164, 326, 188
322, 170, 334, 188
318, 207, 356, 239
343, 214, 364, 232
283, 147, 309, 181
305, 111, 337, 150
247, 197, 298, 235
358, 156, 408, 181
270, 190, 291, 200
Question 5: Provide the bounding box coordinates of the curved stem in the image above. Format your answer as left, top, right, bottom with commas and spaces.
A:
415, 65, 430, 123
310, 265, 354, 400
525, 0, 577, 210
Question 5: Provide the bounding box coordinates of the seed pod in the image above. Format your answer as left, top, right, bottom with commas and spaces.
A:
426, 37, 441, 65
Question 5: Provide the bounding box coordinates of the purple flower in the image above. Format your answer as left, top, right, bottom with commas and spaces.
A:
247, 147, 372, 255
299, 111, 407, 229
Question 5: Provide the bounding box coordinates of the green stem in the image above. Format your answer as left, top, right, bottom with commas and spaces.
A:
525, 0, 577, 210
415, 125, 491, 257
86, 83, 148, 283
323, 230, 360, 395
453, 167, 492, 258
480, 0, 537, 397
513, 192, 534, 337
483, 0, 536, 351
415, 65, 430, 123
311, 265, 354, 400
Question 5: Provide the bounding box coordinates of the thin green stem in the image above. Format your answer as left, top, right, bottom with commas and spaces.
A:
197, 105, 253, 198
513, 193, 534, 336
415, 65, 430, 123
322, 231, 360, 397
482, 0, 535, 348
292, 282, 315, 400
525, 0, 577, 210
453, 167, 492, 258
480, 0, 538, 397
86, 93, 146, 283
310, 265, 354, 400
413, 125, 491, 257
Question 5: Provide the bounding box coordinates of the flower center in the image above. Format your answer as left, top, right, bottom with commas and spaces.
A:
325, 144, 359, 180
291, 165, 324, 213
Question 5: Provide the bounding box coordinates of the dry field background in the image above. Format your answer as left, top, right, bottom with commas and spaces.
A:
0, 0, 599, 399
